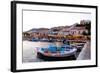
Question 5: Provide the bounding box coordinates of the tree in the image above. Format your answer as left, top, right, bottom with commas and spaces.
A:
85, 21, 91, 35
82, 31, 88, 36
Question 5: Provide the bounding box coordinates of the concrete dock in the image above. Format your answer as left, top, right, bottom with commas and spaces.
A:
77, 41, 91, 60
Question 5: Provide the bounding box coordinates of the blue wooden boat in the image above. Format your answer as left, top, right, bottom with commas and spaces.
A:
40, 38, 49, 42
37, 44, 77, 61
31, 38, 39, 41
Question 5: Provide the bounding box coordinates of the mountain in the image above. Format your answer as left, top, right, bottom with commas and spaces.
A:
24, 20, 91, 34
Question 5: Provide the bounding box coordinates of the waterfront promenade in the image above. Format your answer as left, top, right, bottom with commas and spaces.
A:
77, 41, 90, 60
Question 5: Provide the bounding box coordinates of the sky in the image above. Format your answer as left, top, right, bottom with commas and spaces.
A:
23, 10, 91, 32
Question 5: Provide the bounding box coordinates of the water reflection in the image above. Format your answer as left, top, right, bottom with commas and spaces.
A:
23, 41, 63, 63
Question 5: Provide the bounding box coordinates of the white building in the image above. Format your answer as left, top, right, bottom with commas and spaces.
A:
58, 24, 88, 36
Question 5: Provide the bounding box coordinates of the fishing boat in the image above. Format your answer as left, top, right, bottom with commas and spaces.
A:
37, 44, 77, 61
40, 38, 49, 42
31, 38, 39, 42
71, 43, 85, 52
48, 38, 56, 42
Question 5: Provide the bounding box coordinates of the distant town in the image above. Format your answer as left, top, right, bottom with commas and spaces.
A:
23, 20, 91, 42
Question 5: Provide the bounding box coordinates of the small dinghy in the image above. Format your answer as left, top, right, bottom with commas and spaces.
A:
37, 44, 77, 61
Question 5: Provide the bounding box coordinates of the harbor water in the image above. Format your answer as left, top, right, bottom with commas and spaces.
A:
22, 40, 89, 63
22, 41, 63, 63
